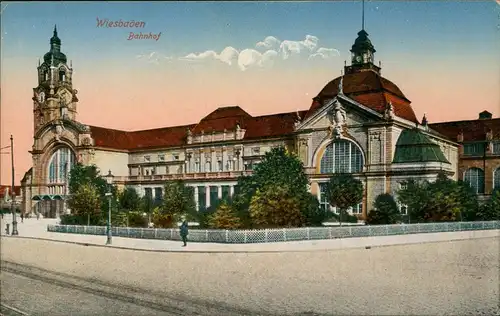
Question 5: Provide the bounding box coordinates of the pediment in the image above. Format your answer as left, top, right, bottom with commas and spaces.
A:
296, 96, 383, 131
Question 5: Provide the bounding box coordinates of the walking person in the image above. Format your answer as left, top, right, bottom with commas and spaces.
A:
20, 212, 24, 223
180, 219, 189, 247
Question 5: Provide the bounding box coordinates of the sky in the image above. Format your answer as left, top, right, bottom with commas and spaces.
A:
1, 1, 499, 185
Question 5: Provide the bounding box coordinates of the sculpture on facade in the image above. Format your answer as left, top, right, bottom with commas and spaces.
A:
384, 101, 394, 120
329, 99, 347, 138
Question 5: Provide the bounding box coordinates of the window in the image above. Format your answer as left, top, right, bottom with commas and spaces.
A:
209, 186, 218, 207
158, 155, 165, 162
145, 169, 149, 176
47, 147, 76, 184
222, 186, 230, 200
226, 160, 233, 171
494, 168, 500, 191
244, 162, 253, 171
144, 188, 153, 199
318, 183, 362, 214
154, 188, 163, 201
59, 70, 66, 82
44, 72, 49, 81
493, 142, 500, 155
253, 147, 260, 155
173, 154, 179, 161
320, 140, 363, 174
464, 168, 485, 194
217, 160, 223, 172
194, 161, 200, 173
205, 161, 211, 172
463, 143, 485, 156
197, 186, 206, 211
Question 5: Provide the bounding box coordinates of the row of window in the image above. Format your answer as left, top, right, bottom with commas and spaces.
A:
143, 147, 262, 164
463, 142, 500, 156
464, 167, 500, 194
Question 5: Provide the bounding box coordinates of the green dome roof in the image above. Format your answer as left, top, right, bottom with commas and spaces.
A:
351, 30, 376, 54
44, 25, 67, 65
393, 128, 450, 164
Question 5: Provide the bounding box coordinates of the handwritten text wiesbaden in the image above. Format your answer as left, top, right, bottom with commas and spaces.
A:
96, 18, 146, 28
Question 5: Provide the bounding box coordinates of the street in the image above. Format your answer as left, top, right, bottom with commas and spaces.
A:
1, 236, 499, 315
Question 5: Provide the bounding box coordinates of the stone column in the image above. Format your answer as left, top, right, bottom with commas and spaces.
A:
230, 185, 235, 197
194, 186, 199, 211
217, 185, 222, 199
205, 185, 210, 207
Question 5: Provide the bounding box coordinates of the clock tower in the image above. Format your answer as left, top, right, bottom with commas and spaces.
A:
33, 25, 78, 133
344, 0, 381, 75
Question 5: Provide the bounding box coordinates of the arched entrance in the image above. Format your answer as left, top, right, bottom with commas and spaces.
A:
34, 147, 76, 218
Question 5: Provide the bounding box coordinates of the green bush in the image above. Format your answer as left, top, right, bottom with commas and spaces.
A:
60, 214, 104, 226
366, 193, 402, 225
127, 211, 148, 228
330, 210, 358, 223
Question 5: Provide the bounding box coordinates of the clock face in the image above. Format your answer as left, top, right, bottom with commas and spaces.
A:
58, 89, 72, 104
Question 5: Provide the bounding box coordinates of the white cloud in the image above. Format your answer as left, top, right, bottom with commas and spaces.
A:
309, 47, 341, 60
138, 35, 339, 70
136, 52, 172, 64
256, 36, 281, 50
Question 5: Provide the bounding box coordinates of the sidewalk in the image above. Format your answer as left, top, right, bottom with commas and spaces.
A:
1, 214, 499, 253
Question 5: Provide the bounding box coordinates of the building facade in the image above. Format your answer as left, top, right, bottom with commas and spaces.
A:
20, 26, 497, 220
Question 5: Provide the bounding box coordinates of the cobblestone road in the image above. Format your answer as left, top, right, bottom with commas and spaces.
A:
1, 236, 499, 315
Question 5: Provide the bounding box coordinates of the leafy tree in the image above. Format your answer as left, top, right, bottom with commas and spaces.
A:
326, 174, 363, 226
69, 163, 118, 213
398, 173, 479, 223
161, 180, 197, 224
207, 201, 242, 229
301, 192, 331, 226
397, 178, 431, 223
67, 183, 101, 225
118, 187, 141, 212
249, 185, 305, 228
366, 193, 401, 225
232, 146, 320, 227
474, 188, 500, 221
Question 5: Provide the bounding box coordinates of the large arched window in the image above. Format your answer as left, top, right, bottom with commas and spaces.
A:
47, 147, 76, 184
494, 167, 500, 191
320, 139, 363, 174
464, 167, 485, 194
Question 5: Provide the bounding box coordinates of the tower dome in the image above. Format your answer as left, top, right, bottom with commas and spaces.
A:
43, 25, 67, 66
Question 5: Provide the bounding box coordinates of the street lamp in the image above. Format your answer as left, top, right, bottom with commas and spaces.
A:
105, 170, 114, 245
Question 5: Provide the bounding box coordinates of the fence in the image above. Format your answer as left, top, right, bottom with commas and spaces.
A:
46, 221, 500, 244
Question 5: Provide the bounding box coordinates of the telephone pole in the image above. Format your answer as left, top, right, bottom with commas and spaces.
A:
11, 135, 18, 235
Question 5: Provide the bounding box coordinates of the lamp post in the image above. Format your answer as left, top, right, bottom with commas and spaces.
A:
105, 170, 114, 245
10, 136, 18, 235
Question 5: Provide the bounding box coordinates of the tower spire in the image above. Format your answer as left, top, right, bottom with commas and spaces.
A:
362, 0, 365, 30
54, 24, 57, 36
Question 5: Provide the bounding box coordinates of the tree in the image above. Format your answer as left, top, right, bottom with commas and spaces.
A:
161, 180, 197, 225
249, 185, 305, 228
326, 174, 363, 226
207, 201, 242, 229
232, 146, 319, 227
301, 192, 331, 226
118, 187, 141, 212
398, 174, 480, 223
397, 178, 431, 223
474, 188, 500, 221
67, 183, 101, 225
69, 163, 118, 213
366, 193, 401, 225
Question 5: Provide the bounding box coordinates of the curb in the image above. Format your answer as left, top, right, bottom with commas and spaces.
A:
2, 230, 499, 254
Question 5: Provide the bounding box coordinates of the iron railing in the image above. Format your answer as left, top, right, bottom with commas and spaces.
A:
46, 221, 500, 244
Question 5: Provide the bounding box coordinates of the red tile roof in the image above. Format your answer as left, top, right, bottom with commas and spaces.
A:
429, 118, 500, 142
191, 106, 252, 134
305, 70, 418, 123
88, 107, 304, 150
0, 185, 22, 198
